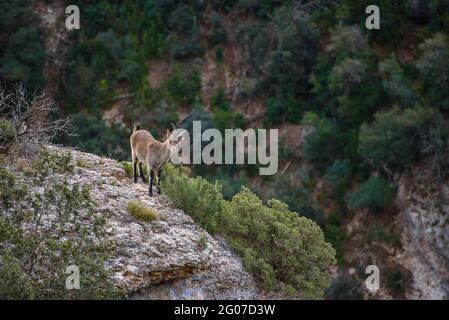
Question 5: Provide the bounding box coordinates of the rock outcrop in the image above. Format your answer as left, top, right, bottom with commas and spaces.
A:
47, 145, 257, 299
397, 163, 449, 299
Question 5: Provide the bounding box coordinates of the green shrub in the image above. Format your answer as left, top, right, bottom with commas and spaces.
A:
166, 31, 204, 59
324, 212, 347, 266
127, 200, 157, 221
264, 92, 303, 126
379, 55, 418, 107
0, 120, 15, 150
162, 165, 336, 298
269, 172, 325, 226
0, 255, 36, 299
59, 112, 130, 161
121, 161, 133, 177
302, 113, 355, 171
208, 14, 227, 47
210, 89, 245, 131
247, 4, 319, 98
27, 148, 74, 184
324, 159, 352, 200
336, 0, 408, 44
222, 187, 336, 299
0, 0, 46, 89
416, 33, 449, 109
162, 164, 224, 234
358, 105, 449, 174
0, 150, 122, 299
163, 65, 202, 108
347, 177, 396, 212
197, 235, 208, 250
207, 169, 248, 200
311, 25, 384, 126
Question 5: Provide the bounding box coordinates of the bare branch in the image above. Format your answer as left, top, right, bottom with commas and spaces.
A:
0, 83, 73, 155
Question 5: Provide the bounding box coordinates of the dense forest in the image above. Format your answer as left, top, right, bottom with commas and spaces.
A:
1, 0, 449, 299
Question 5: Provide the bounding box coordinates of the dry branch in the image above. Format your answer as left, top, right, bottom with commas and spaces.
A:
0, 83, 72, 154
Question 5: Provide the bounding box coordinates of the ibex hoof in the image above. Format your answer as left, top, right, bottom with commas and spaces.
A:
157, 188, 161, 194
142, 178, 147, 183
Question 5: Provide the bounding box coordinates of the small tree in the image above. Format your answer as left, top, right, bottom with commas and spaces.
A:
0, 84, 71, 155
379, 55, 418, 107
347, 177, 396, 212
358, 105, 449, 175
417, 33, 449, 110
222, 187, 336, 299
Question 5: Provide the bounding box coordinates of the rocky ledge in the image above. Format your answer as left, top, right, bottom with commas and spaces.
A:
47, 145, 257, 299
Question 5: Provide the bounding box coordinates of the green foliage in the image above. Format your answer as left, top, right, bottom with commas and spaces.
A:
0, 255, 35, 299
302, 113, 356, 171
416, 33, 449, 109
336, 0, 408, 44
162, 166, 336, 298
121, 161, 133, 177
197, 235, 208, 250
165, 3, 204, 59
162, 164, 224, 234
127, 201, 157, 221
207, 168, 248, 200
324, 160, 352, 200
246, 3, 319, 101
222, 187, 336, 299
60, 113, 130, 161
0, 27, 46, 89
27, 148, 74, 184
347, 177, 396, 212
0, 150, 122, 299
325, 222, 347, 266
163, 65, 202, 108
210, 89, 245, 131
358, 105, 449, 173
379, 55, 419, 107
208, 14, 228, 47
269, 173, 325, 226
62, 29, 148, 111
310, 25, 383, 126
0, 1, 46, 88
0, 120, 15, 150
264, 91, 303, 126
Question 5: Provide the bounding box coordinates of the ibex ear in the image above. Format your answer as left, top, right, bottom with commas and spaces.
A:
166, 129, 171, 139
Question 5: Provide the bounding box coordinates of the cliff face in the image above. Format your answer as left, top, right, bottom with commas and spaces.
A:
397, 163, 449, 299
47, 145, 257, 299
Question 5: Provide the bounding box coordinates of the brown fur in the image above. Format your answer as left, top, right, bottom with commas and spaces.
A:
130, 125, 180, 196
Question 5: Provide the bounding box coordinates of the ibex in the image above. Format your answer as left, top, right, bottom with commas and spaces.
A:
130, 122, 183, 196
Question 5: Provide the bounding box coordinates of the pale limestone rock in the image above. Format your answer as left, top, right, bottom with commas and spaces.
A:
46, 145, 257, 299
397, 164, 449, 299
